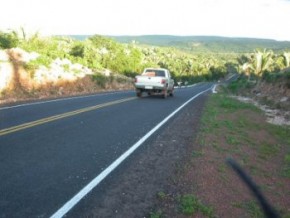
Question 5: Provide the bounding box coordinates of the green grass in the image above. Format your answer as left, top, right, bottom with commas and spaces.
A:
268, 125, 290, 145
192, 150, 204, 158
218, 163, 227, 173
232, 201, 264, 218
283, 154, 290, 178
150, 210, 163, 218
223, 120, 235, 129
212, 143, 228, 153
258, 143, 280, 160
243, 201, 264, 218
178, 194, 214, 217
224, 77, 256, 94
263, 125, 290, 175
157, 191, 167, 200
285, 155, 290, 162
217, 95, 259, 112
226, 135, 240, 145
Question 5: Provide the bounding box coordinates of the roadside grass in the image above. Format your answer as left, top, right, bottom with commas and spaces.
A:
150, 92, 290, 217
150, 210, 163, 218
178, 194, 214, 217
232, 201, 264, 218
197, 93, 290, 217
283, 154, 290, 178
151, 192, 214, 218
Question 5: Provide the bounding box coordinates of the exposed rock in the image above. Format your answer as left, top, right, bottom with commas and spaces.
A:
0, 50, 9, 61
0, 48, 94, 91
8, 47, 39, 63
0, 48, 134, 104
234, 96, 290, 126
0, 61, 14, 91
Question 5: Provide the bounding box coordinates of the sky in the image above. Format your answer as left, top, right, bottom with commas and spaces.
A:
0, 0, 290, 41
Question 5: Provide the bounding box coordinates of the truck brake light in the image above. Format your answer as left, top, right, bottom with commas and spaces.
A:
161, 79, 166, 84
134, 78, 138, 83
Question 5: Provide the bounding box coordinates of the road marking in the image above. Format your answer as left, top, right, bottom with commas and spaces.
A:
0, 97, 136, 136
50, 85, 214, 218
212, 84, 218, 93
0, 90, 134, 111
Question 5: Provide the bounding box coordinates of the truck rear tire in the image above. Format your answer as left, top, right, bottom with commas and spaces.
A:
163, 90, 168, 99
136, 89, 142, 97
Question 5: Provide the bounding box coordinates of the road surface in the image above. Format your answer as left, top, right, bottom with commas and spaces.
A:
0, 83, 214, 217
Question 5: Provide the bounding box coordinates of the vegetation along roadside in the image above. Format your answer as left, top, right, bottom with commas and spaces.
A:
149, 82, 290, 218
1, 29, 290, 105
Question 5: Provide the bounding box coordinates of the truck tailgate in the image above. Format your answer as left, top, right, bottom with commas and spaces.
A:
135, 76, 165, 88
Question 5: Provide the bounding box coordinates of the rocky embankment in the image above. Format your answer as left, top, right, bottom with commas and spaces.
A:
233, 77, 290, 126
0, 48, 133, 104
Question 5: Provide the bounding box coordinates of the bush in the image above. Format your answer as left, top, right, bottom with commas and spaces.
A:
70, 43, 85, 58
92, 73, 109, 88
0, 31, 20, 49
263, 72, 283, 82
24, 55, 52, 72
226, 77, 254, 94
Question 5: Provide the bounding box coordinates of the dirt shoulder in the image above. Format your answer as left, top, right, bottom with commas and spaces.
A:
151, 93, 290, 218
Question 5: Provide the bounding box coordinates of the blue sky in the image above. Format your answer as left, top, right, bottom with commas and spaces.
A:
1, 0, 290, 41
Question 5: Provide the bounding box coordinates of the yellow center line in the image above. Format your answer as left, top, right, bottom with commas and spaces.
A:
0, 97, 136, 136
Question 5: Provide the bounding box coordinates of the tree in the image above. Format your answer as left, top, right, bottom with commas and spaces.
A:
237, 54, 250, 66
283, 52, 290, 68
249, 49, 273, 77
70, 42, 85, 58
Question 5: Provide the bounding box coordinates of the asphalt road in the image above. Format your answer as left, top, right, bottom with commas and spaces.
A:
0, 83, 214, 217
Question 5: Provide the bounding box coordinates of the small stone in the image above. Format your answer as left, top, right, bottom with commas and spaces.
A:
280, 97, 288, 102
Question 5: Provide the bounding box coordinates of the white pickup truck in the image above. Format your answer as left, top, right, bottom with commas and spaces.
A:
134, 68, 174, 98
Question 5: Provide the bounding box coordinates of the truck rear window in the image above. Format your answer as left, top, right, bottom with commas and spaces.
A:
143, 70, 165, 77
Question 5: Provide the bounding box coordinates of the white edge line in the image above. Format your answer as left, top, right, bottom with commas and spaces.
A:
212, 84, 218, 93
50, 85, 214, 218
0, 90, 133, 111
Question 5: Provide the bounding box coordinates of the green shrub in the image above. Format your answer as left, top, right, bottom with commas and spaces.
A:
92, 73, 109, 88
0, 31, 20, 49
24, 55, 52, 73
179, 194, 214, 217
70, 43, 85, 58
226, 77, 254, 94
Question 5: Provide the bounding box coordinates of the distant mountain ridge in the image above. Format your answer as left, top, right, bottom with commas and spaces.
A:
66, 35, 290, 53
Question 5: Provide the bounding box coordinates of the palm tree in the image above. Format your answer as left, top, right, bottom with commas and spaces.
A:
283, 52, 290, 68
249, 49, 273, 77
242, 62, 252, 79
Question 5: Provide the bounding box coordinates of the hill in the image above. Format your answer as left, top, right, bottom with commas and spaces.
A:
65, 35, 290, 53
108, 35, 290, 53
